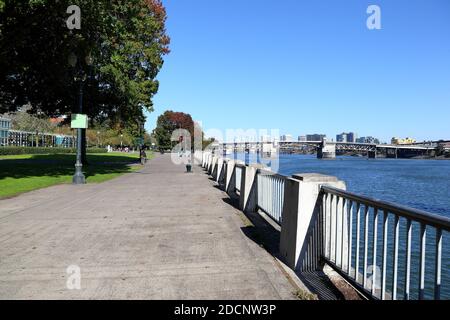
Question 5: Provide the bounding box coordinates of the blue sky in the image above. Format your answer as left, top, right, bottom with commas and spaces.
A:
145, 0, 450, 143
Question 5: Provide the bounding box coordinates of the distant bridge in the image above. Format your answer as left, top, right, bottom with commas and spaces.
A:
217, 140, 436, 159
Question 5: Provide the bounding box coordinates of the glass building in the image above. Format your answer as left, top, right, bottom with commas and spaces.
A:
0, 116, 11, 146
0, 116, 75, 148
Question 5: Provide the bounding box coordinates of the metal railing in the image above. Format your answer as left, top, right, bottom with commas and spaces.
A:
257, 171, 285, 225
235, 166, 242, 194
320, 185, 450, 300
201, 152, 449, 300
2, 129, 76, 148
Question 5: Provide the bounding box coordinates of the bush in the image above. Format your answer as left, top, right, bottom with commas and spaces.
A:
0, 146, 107, 155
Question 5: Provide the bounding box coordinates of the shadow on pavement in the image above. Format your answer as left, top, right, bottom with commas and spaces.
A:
221, 195, 347, 300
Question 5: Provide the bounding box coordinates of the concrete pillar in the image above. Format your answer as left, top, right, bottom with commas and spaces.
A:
216, 158, 224, 183
262, 142, 271, 156
279, 173, 346, 272
317, 142, 336, 159
202, 152, 207, 168
209, 155, 218, 176
208, 154, 213, 170
207, 154, 214, 173
368, 150, 377, 159
205, 152, 210, 167
238, 164, 266, 212
225, 160, 236, 194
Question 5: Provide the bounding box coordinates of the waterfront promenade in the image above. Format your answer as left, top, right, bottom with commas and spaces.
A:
0, 154, 297, 299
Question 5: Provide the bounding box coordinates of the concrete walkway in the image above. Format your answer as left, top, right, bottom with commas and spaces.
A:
0, 154, 297, 299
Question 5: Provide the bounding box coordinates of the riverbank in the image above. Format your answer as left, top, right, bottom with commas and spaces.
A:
280, 151, 450, 160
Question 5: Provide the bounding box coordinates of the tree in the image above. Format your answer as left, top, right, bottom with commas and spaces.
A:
0, 0, 170, 127
8, 107, 57, 133
153, 111, 195, 150
153, 110, 215, 151
202, 137, 215, 150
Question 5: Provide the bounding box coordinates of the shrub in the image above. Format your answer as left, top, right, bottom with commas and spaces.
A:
0, 147, 107, 156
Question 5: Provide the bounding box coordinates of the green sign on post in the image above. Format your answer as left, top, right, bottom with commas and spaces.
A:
71, 114, 88, 129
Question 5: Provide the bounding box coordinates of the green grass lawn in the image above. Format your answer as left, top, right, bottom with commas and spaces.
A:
0, 152, 152, 199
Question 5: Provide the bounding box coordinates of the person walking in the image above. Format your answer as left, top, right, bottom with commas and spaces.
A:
140, 146, 147, 165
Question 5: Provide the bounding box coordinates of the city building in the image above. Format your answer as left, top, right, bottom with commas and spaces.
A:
306, 134, 326, 142
260, 135, 272, 143
0, 116, 11, 146
298, 135, 307, 142
356, 136, 380, 144
347, 132, 357, 143
438, 141, 450, 154
391, 137, 416, 145
280, 134, 293, 142
336, 133, 347, 143
336, 132, 357, 143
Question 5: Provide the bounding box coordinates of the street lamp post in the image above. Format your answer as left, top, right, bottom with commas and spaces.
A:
73, 75, 86, 184
68, 52, 93, 185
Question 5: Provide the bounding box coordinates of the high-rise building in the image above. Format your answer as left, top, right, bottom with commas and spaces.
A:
298, 135, 307, 142
306, 134, 326, 142
336, 132, 357, 143
336, 133, 347, 142
357, 136, 380, 144
280, 134, 293, 142
347, 132, 357, 143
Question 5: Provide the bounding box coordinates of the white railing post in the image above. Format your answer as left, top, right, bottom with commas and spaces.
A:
279, 173, 346, 271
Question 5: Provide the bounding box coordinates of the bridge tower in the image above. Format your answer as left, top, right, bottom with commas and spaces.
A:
368, 150, 377, 159
317, 138, 336, 159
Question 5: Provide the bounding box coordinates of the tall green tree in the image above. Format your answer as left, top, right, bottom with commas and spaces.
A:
0, 0, 170, 128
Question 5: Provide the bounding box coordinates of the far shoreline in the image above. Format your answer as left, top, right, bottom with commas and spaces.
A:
276, 152, 450, 160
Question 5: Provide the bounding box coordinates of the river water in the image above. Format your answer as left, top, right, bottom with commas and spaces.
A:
235, 153, 450, 217
233, 153, 450, 299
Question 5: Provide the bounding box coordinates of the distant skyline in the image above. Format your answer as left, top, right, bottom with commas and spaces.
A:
145, 0, 450, 142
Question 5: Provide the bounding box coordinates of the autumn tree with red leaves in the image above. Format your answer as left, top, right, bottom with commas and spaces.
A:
153, 111, 196, 150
